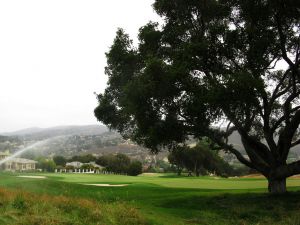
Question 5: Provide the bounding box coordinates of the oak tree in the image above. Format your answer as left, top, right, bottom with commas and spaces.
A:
95, 0, 300, 193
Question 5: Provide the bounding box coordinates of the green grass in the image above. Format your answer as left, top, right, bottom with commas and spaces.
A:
0, 172, 300, 224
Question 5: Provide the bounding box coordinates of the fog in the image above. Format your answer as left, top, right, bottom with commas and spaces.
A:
0, 0, 160, 132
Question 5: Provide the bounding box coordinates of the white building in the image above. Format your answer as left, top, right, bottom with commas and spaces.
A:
66, 161, 82, 168
0, 152, 37, 171
4, 158, 37, 171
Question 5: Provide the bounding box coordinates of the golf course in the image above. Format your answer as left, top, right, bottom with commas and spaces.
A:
0, 172, 300, 225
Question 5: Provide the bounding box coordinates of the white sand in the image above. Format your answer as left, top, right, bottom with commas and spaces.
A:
17, 175, 46, 179
83, 183, 128, 187
141, 173, 157, 176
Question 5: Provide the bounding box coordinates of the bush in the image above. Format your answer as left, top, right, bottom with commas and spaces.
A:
53, 155, 67, 167
127, 161, 142, 176
65, 165, 74, 170
36, 158, 56, 172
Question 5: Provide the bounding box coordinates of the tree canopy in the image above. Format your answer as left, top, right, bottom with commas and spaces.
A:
168, 142, 235, 177
53, 155, 67, 167
69, 154, 97, 163
96, 154, 142, 176
95, 0, 300, 193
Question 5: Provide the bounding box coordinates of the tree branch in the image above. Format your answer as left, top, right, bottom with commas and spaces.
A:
275, 14, 294, 68
211, 135, 256, 170
271, 106, 300, 132
272, 160, 300, 179
270, 69, 291, 105
222, 111, 273, 173
278, 110, 300, 160
291, 139, 300, 148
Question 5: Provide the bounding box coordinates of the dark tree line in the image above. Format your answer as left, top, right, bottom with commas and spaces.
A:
68, 154, 97, 164
97, 153, 142, 176
168, 142, 236, 177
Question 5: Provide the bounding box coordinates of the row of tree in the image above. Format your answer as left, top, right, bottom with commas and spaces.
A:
168, 142, 237, 177
97, 154, 142, 176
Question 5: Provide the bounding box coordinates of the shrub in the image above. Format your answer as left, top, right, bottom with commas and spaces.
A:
127, 161, 142, 176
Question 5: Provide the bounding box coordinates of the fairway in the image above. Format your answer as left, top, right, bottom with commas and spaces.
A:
18, 172, 300, 190
0, 172, 300, 224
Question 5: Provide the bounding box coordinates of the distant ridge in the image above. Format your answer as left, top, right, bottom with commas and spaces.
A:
2, 125, 300, 159
1, 125, 108, 139
2, 127, 45, 136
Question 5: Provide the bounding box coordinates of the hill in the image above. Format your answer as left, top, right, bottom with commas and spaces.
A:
1, 125, 108, 139
227, 131, 300, 162
0, 125, 165, 163
1, 125, 299, 165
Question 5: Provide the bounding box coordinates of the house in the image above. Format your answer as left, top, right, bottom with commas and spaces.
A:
88, 161, 104, 170
4, 158, 37, 171
66, 161, 103, 169
0, 152, 37, 171
66, 161, 82, 168
0, 152, 10, 160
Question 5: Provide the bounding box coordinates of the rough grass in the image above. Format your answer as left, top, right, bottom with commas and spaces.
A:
158, 191, 300, 225
0, 187, 147, 225
0, 172, 300, 225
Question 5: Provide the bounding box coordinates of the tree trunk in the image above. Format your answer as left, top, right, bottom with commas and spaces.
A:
194, 162, 199, 176
268, 178, 287, 194
177, 166, 182, 176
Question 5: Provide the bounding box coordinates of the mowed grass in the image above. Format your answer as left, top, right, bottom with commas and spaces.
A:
0, 172, 300, 224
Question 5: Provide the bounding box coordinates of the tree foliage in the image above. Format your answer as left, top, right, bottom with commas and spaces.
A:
36, 158, 56, 172
168, 147, 185, 175
53, 155, 67, 167
168, 142, 234, 177
97, 154, 142, 176
127, 160, 143, 176
95, 0, 300, 193
69, 154, 97, 163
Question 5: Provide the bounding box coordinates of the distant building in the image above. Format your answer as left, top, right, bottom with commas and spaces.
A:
0, 152, 37, 171
0, 152, 10, 160
88, 161, 104, 170
58, 161, 103, 173
66, 161, 82, 168
4, 158, 37, 171
66, 161, 103, 170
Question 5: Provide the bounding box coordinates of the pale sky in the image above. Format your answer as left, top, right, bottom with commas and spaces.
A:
0, 0, 160, 132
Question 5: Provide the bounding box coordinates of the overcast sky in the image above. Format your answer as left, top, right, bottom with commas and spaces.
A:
0, 0, 160, 132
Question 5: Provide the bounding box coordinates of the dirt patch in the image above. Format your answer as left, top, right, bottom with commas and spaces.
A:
17, 175, 46, 179
83, 183, 128, 187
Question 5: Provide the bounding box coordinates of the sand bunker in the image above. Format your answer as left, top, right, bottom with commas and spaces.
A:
241, 174, 264, 178
83, 183, 128, 187
17, 175, 46, 179
141, 173, 157, 176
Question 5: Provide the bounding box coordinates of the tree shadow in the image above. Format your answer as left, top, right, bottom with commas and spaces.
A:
159, 191, 300, 224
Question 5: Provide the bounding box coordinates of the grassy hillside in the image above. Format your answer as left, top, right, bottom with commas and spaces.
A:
0, 173, 300, 224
